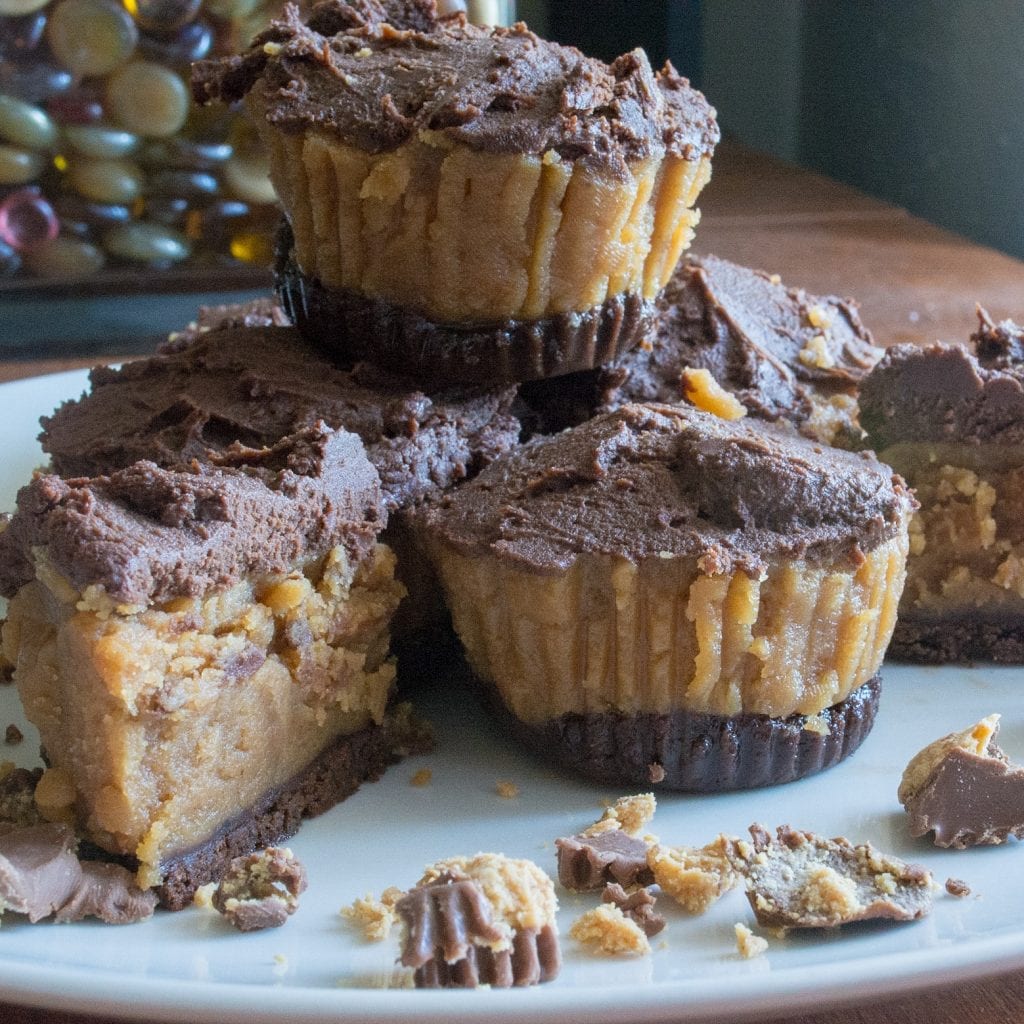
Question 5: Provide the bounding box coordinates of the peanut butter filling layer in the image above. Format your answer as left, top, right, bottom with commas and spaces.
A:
878, 443, 1024, 619
426, 527, 908, 723
3, 544, 403, 888
259, 116, 710, 323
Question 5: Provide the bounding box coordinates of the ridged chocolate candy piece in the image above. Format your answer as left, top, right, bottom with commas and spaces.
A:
602, 883, 665, 938
555, 830, 654, 891
397, 879, 560, 988
274, 221, 657, 387
482, 675, 881, 792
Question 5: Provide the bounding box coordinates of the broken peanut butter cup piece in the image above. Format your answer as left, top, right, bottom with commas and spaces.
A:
397, 853, 560, 988
899, 714, 1024, 848
556, 829, 655, 892
731, 825, 934, 931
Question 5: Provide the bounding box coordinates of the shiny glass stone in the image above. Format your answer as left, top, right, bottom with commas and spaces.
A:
24, 234, 104, 276
52, 192, 131, 225
148, 168, 218, 198
126, 0, 201, 32
0, 237, 21, 277
103, 219, 188, 262
65, 155, 143, 202
0, 186, 58, 250
140, 136, 230, 169
136, 17, 211, 63
0, 61, 73, 104
0, 144, 45, 184
62, 123, 138, 158
0, 12, 48, 59
0, 94, 58, 151
46, 89, 105, 126
143, 194, 187, 225
47, 0, 139, 77
0, 0, 49, 17
106, 60, 187, 137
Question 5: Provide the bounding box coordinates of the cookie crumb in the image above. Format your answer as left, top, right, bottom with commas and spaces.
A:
495, 780, 519, 799
4, 724, 22, 745
342, 887, 404, 941
945, 877, 971, 898
569, 904, 650, 956
410, 768, 432, 787
648, 834, 738, 914
193, 882, 217, 909
734, 922, 768, 959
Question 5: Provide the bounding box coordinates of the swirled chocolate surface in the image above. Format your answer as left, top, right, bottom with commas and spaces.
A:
423, 402, 912, 575
40, 325, 519, 512
860, 309, 1024, 449
192, 0, 718, 176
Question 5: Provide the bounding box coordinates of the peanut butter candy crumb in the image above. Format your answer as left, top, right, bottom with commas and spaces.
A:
583, 793, 656, 838
569, 905, 651, 956
682, 368, 747, 420
410, 768, 432, 787
648, 834, 739, 914
495, 780, 520, 799
734, 922, 768, 958
342, 887, 404, 941
945, 878, 971, 898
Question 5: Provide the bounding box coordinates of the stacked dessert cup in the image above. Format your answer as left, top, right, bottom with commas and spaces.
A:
0, 0, 919, 918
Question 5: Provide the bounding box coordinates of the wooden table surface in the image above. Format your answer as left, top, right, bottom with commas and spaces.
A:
2, 141, 1024, 1023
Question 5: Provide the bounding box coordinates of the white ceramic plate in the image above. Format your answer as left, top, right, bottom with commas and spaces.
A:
0, 370, 1022, 1024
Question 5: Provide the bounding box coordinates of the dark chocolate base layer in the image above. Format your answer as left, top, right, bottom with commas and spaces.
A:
153, 720, 397, 910
274, 223, 656, 387
890, 617, 1024, 664
482, 676, 882, 792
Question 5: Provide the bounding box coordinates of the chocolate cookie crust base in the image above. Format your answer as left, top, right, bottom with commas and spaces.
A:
151, 720, 396, 910
274, 227, 656, 387
890, 618, 1024, 664
482, 676, 882, 792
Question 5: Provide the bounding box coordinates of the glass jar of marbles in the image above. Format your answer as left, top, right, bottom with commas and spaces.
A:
0, 0, 516, 285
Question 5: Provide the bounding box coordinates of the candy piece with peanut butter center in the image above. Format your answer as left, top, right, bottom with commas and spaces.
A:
899, 715, 1024, 848
730, 825, 934, 931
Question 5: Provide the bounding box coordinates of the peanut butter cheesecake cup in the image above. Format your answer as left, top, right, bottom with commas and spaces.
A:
0, 426, 408, 907
860, 310, 1024, 662
193, 0, 718, 385
519, 255, 882, 442
39, 323, 520, 643
420, 402, 913, 790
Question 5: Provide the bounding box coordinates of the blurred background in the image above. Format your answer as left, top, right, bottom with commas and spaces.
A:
2, 0, 1021, 353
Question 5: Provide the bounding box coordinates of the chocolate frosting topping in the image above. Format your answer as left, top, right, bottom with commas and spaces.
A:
424, 402, 911, 575
192, 0, 718, 176
606, 255, 881, 422
860, 309, 1024, 449
0, 424, 383, 605
40, 325, 519, 512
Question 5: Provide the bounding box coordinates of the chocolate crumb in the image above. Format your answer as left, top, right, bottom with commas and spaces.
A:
0, 767, 42, 834
4, 725, 22, 745
212, 847, 307, 931
602, 882, 665, 937
945, 877, 972, 898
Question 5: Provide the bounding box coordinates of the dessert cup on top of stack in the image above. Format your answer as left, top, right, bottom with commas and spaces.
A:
419, 402, 914, 790
192, 0, 718, 386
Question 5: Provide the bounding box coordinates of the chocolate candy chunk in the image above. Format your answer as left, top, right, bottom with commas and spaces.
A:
601, 883, 665, 938
55, 862, 157, 924
0, 824, 82, 922
212, 846, 307, 932
555, 829, 655, 892
396, 878, 559, 989
731, 825, 934, 930
899, 715, 1024, 848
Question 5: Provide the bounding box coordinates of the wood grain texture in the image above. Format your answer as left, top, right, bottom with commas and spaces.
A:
0, 142, 1023, 1024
